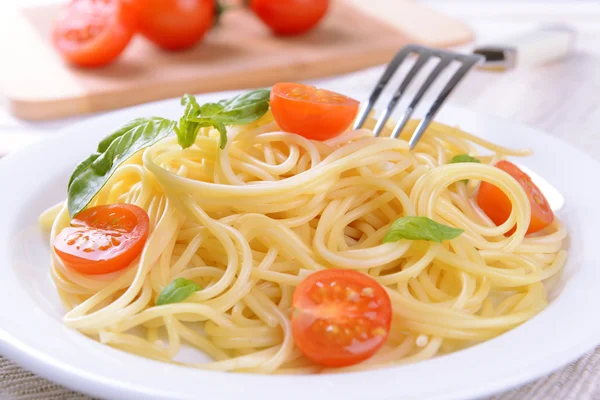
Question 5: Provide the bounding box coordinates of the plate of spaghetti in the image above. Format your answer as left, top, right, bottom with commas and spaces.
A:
0, 83, 599, 400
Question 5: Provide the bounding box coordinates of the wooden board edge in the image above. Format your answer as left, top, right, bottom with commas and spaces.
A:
8, 39, 406, 121
2, 0, 473, 121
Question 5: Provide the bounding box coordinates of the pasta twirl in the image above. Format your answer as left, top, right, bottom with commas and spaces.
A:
40, 114, 567, 373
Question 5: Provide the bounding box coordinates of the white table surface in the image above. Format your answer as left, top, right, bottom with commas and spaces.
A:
1, 1, 600, 399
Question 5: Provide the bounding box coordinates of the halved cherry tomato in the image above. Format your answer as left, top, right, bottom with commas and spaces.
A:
270, 83, 359, 141
54, 204, 149, 275
52, 0, 138, 68
291, 269, 392, 367
138, 0, 215, 51
248, 0, 329, 36
477, 160, 554, 234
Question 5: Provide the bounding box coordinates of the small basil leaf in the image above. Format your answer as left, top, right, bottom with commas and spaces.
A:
450, 154, 480, 164
176, 95, 204, 147
181, 94, 201, 114
218, 88, 270, 111
212, 120, 228, 149
217, 89, 271, 124
176, 90, 270, 150
218, 101, 270, 125
383, 216, 464, 243
199, 102, 225, 118
176, 120, 198, 149
186, 117, 228, 149
449, 154, 480, 183
175, 117, 199, 149
156, 278, 202, 306
67, 117, 176, 218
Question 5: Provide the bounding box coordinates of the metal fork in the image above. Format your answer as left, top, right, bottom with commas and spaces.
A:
353, 45, 483, 149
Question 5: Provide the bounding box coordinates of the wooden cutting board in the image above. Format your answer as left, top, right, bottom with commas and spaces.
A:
0, 1, 473, 121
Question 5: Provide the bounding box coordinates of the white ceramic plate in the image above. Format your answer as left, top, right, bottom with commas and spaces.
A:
1, 92, 599, 400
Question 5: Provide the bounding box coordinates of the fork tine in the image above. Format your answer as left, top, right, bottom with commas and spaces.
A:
372, 52, 433, 136
353, 45, 418, 130
390, 56, 454, 139
408, 55, 482, 149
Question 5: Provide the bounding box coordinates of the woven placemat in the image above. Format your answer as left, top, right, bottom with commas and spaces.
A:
2, 348, 600, 400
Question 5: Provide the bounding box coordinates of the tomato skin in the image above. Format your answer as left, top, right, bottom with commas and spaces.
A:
138, 0, 215, 51
270, 82, 359, 141
291, 269, 392, 367
249, 0, 329, 36
52, 0, 138, 68
54, 204, 149, 275
477, 160, 554, 234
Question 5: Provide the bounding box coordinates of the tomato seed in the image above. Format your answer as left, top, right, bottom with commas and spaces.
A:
346, 288, 360, 302
361, 287, 375, 298
372, 327, 387, 336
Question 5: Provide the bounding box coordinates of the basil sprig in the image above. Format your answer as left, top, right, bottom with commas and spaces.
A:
156, 278, 202, 306
450, 154, 480, 164
66, 89, 270, 217
67, 117, 176, 217
175, 89, 270, 149
383, 216, 464, 243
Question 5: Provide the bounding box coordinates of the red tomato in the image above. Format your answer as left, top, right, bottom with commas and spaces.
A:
52, 0, 138, 67
291, 269, 392, 367
54, 204, 150, 275
270, 83, 360, 141
249, 0, 329, 36
477, 160, 554, 234
138, 0, 215, 51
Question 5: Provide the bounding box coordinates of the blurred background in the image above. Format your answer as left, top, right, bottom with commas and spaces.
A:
0, 0, 598, 158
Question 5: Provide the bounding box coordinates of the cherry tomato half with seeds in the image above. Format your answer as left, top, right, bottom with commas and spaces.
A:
52, 0, 138, 67
54, 204, 149, 275
270, 82, 360, 141
291, 269, 392, 367
477, 160, 554, 235
249, 0, 329, 36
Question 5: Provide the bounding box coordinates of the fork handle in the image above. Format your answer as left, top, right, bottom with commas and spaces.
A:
474, 25, 575, 71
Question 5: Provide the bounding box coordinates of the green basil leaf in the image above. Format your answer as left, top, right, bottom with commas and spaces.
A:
449, 154, 480, 183
181, 93, 201, 115
212, 121, 227, 147
67, 117, 176, 218
450, 154, 480, 164
175, 120, 198, 149
218, 88, 270, 109
176, 89, 270, 150
176, 115, 227, 149
67, 155, 95, 190
187, 117, 228, 149
199, 102, 225, 118
156, 278, 202, 306
175, 95, 203, 147
383, 216, 464, 243
218, 101, 270, 125
217, 89, 271, 124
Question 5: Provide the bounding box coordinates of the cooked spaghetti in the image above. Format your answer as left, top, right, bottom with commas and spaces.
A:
40, 87, 567, 374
